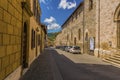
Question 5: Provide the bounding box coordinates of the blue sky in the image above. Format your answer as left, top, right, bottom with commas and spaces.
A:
39, 0, 83, 33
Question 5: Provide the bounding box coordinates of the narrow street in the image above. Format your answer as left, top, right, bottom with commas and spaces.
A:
20, 48, 120, 80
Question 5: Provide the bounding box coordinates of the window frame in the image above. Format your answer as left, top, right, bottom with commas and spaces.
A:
89, 0, 93, 10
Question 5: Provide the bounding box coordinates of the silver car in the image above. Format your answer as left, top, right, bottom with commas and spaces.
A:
65, 46, 72, 52
69, 46, 81, 54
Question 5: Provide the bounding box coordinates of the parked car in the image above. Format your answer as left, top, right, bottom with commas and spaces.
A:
61, 46, 67, 51
69, 46, 81, 54
56, 46, 61, 49
65, 46, 72, 52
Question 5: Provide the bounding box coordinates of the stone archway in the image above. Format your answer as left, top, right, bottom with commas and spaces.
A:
114, 4, 120, 48
117, 13, 120, 48
114, 3, 120, 21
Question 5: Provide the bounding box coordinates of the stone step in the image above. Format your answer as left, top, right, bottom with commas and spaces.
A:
106, 57, 120, 64
112, 55, 120, 59
103, 58, 120, 68
103, 52, 120, 68
109, 56, 120, 61
114, 53, 120, 56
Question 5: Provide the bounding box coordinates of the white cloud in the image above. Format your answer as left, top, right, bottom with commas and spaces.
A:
39, 0, 46, 4
47, 23, 60, 30
58, 0, 76, 9
44, 16, 61, 30
44, 16, 56, 23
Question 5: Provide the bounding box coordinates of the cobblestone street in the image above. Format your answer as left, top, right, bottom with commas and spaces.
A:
20, 48, 120, 80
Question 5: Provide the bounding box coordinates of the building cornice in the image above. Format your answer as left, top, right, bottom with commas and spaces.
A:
21, 2, 33, 17
62, 1, 84, 29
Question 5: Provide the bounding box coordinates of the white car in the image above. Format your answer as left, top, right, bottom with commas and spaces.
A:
65, 46, 72, 52
69, 46, 81, 54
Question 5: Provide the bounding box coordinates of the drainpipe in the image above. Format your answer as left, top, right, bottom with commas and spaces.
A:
98, 0, 100, 57
83, 1, 85, 54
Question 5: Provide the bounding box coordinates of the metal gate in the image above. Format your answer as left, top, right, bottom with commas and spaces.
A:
89, 37, 95, 51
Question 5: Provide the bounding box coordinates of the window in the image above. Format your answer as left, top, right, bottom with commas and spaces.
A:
31, 29, 35, 49
71, 31, 73, 40
85, 32, 88, 41
89, 0, 93, 10
75, 12, 77, 19
67, 34, 69, 41
78, 29, 81, 40
74, 37, 77, 45
33, 0, 36, 16
38, 35, 40, 45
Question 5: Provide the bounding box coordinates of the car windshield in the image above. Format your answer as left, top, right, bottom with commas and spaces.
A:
74, 46, 80, 49
68, 46, 72, 48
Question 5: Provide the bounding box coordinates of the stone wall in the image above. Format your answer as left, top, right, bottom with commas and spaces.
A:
94, 0, 120, 57
56, 0, 120, 56
29, 0, 41, 65
84, 0, 97, 54
29, 17, 41, 65
99, 0, 119, 49
55, 3, 84, 53
0, 0, 22, 80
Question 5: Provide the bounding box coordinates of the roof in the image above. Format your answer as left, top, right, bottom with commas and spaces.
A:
61, 1, 84, 29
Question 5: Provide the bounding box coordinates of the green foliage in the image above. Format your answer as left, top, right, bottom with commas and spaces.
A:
47, 32, 60, 41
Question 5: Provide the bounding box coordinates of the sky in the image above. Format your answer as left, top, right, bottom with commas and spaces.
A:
39, 0, 83, 33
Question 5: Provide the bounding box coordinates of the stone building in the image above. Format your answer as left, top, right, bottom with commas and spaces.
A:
83, 0, 120, 66
0, 0, 31, 80
84, 0, 120, 57
55, 0, 120, 60
84, 0, 96, 54
29, 0, 41, 66
0, 0, 46, 80
55, 2, 84, 53
41, 24, 47, 51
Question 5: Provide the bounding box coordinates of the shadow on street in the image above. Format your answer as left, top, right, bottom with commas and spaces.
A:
20, 48, 120, 80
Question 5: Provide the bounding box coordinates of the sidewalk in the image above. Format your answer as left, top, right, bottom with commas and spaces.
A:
56, 49, 110, 65
20, 48, 63, 80
54, 49, 120, 80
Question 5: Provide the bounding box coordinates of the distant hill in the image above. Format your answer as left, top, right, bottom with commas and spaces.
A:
47, 32, 60, 41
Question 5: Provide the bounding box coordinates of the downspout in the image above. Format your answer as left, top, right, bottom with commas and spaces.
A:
83, 1, 85, 54
98, 0, 100, 57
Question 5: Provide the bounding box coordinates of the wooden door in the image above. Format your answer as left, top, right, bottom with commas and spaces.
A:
22, 22, 28, 68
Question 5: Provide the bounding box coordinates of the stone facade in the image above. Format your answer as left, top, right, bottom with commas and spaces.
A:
0, 0, 47, 80
29, 0, 41, 65
94, 0, 120, 57
55, 0, 120, 56
41, 24, 47, 51
55, 2, 84, 53
0, 0, 25, 80
84, 0, 96, 54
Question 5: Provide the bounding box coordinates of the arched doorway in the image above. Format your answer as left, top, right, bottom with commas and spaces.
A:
22, 22, 28, 68
115, 4, 120, 48
117, 13, 120, 48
